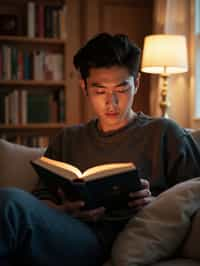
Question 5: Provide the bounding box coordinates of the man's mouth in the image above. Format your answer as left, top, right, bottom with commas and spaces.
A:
105, 112, 119, 116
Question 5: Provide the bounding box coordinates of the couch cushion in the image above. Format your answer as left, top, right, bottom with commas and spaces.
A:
180, 209, 200, 260
111, 177, 200, 266
0, 139, 45, 192
104, 258, 200, 266
153, 258, 200, 266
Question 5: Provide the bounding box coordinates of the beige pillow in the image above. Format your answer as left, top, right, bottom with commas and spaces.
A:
105, 258, 200, 266
153, 259, 200, 266
111, 178, 200, 266
0, 139, 45, 192
180, 209, 200, 260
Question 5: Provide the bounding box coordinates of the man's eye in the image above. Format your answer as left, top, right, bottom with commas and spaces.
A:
95, 90, 105, 94
116, 87, 129, 93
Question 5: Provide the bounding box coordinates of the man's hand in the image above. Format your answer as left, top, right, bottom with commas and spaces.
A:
43, 188, 105, 222
58, 199, 105, 222
128, 178, 153, 211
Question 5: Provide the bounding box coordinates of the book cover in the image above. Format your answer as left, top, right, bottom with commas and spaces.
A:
31, 157, 142, 215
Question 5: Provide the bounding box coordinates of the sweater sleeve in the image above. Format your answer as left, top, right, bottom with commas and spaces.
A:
165, 122, 200, 186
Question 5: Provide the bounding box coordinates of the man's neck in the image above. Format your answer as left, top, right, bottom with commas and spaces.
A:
97, 111, 137, 133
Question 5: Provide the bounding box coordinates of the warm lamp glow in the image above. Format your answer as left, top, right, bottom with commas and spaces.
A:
141, 34, 188, 75
141, 34, 188, 118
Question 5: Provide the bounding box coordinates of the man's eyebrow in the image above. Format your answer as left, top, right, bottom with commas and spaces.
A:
91, 80, 130, 88
116, 80, 129, 87
91, 82, 106, 88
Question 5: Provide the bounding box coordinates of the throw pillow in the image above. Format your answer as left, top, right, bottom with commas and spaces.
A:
111, 177, 200, 266
0, 139, 45, 192
179, 209, 200, 260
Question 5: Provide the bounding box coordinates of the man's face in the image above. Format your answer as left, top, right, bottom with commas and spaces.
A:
81, 66, 139, 132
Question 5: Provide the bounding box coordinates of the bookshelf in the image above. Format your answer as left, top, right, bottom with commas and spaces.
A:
0, 0, 81, 147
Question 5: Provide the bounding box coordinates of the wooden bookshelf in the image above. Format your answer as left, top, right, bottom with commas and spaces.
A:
0, 123, 65, 135
0, 0, 77, 147
0, 36, 66, 45
0, 80, 65, 88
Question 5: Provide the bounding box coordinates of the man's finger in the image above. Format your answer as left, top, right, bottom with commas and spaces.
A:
74, 207, 105, 221
128, 196, 152, 208
61, 200, 85, 212
140, 178, 150, 189
129, 188, 151, 199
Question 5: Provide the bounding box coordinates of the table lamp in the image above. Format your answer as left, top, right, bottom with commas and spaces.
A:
141, 34, 188, 118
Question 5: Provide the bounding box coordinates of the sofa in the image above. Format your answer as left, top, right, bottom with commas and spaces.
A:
0, 129, 200, 266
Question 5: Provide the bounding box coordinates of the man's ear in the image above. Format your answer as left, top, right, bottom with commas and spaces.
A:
134, 73, 141, 94
79, 79, 88, 96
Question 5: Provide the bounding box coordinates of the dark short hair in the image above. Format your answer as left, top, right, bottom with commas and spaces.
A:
73, 33, 141, 80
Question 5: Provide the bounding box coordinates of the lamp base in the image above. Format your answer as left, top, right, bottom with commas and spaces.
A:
160, 74, 170, 118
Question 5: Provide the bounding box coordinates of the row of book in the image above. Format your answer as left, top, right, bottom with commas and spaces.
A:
0, 46, 64, 81
0, 89, 65, 124
27, 2, 67, 39
0, 134, 49, 147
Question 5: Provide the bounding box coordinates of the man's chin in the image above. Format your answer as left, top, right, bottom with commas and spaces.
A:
100, 118, 127, 132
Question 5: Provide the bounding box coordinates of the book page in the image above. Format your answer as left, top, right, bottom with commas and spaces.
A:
82, 162, 136, 181
37, 156, 83, 180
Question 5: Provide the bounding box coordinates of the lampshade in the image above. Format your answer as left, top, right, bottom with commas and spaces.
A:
141, 34, 188, 75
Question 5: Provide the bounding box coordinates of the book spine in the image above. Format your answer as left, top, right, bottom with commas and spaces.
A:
27, 91, 50, 123
10, 90, 19, 124
23, 50, 30, 80
58, 89, 65, 122
3, 46, 11, 80
60, 5, 67, 39
34, 50, 44, 80
52, 53, 64, 81
17, 50, 24, 80
38, 3, 44, 38
21, 90, 27, 124
27, 2, 36, 38
0, 93, 5, 123
44, 51, 53, 80
11, 47, 18, 80
49, 92, 58, 122
0, 47, 3, 80
44, 6, 53, 38
4, 94, 9, 124
2, 45, 6, 80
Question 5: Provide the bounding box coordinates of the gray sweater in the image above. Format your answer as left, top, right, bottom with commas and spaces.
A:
34, 112, 200, 201
33, 112, 200, 256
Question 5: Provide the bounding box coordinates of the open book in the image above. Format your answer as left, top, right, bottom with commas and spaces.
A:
31, 156, 142, 217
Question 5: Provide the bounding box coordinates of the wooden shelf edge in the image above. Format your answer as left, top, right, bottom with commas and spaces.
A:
0, 36, 66, 45
0, 80, 65, 87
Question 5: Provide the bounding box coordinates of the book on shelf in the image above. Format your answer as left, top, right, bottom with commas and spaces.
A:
26, 1, 67, 39
27, 91, 50, 123
0, 92, 6, 123
60, 5, 67, 39
37, 3, 44, 38
0, 89, 64, 124
0, 45, 64, 81
31, 156, 142, 216
27, 1, 36, 38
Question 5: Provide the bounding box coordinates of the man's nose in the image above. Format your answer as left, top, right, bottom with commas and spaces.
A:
105, 92, 118, 106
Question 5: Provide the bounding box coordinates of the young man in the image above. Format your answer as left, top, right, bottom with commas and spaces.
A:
0, 33, 200, 266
